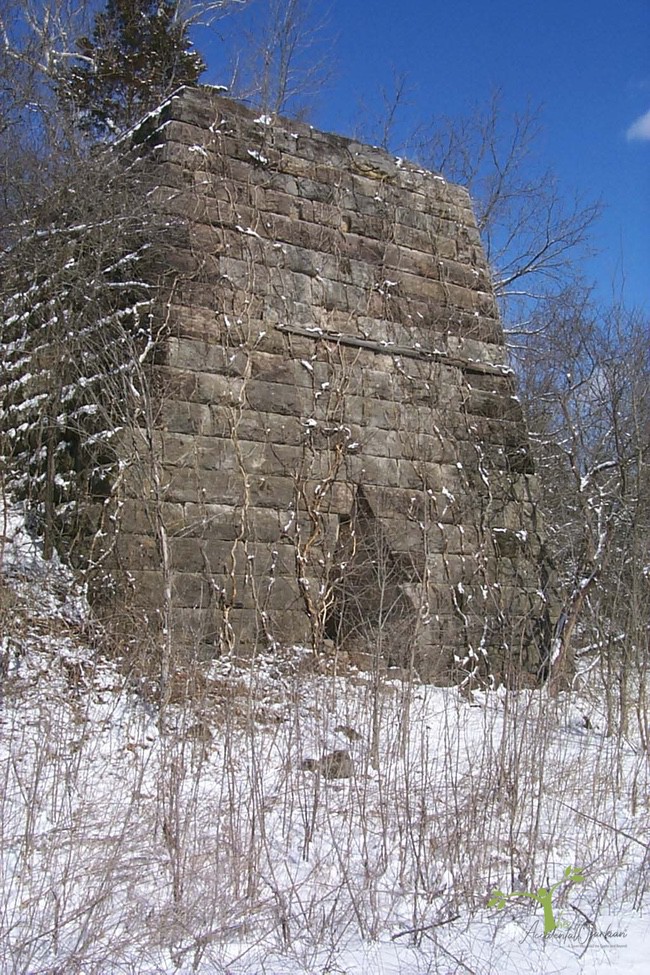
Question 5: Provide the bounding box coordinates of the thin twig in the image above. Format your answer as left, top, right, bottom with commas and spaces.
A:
391, 913, 460, 941
556, 799, 650, 850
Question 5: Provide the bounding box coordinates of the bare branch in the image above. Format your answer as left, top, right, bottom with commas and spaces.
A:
224, 0, 334, 118
354, 67, 415, 151
412, 92, 602, 326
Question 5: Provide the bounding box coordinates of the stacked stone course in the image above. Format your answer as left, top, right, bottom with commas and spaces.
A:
109, 86, 551, 682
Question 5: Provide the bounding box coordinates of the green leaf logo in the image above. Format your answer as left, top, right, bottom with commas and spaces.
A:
488, 867, 585, 936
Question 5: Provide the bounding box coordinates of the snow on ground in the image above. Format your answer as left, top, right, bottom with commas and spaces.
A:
1, 499, 648, 973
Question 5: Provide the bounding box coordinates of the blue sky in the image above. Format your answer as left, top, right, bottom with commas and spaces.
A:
208, 0, 649, 313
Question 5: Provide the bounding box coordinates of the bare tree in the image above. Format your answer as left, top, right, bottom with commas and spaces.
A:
0, 1, 89, 234
519, 294, 650, 697
406, 92, 602, 334
354, 67, 414, 151
225, 0, 333, 118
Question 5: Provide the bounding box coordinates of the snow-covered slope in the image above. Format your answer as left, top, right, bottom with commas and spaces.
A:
1, 500, 648, 974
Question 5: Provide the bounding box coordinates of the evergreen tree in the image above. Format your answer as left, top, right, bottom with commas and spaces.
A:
58, 0, 205, 138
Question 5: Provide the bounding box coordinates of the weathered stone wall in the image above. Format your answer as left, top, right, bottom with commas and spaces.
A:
108, 87, 552, 683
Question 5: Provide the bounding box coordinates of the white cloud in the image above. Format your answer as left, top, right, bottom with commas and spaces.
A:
626, 108, 650, 141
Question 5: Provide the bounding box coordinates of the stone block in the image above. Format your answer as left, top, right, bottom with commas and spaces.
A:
171, 571, 215, 608
246, 379, 312, 417
163, 467, 245, 505
180, 502, 244, 539
117, 500, 186, 537
115, 533, 161, 571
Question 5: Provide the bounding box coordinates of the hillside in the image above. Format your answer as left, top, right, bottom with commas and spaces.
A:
1, 498, 648, 974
